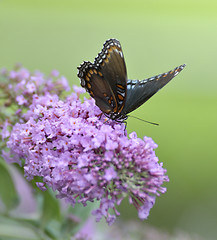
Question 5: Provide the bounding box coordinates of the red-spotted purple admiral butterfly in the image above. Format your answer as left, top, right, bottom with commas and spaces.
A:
77, 39, 186, 121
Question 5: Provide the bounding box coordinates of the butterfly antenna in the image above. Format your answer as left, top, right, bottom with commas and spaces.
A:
128, 115, 159, 126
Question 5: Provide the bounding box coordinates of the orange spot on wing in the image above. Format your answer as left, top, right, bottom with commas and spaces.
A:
117, 84, 125, 89
108, 47, 113, 52
109, 46, 120, 52
118, 94, 124, 100
104, 58, 109, 63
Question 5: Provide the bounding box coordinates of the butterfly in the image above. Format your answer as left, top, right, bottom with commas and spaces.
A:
77, 38, 186, 121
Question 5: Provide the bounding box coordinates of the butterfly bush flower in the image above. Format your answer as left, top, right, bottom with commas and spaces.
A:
1, 66, 169, 225
0, 64, 70, 110
0, 64, 70, 139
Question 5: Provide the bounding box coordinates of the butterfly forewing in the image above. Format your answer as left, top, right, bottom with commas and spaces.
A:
122, 64, 186, 115
78, 39, 127, 115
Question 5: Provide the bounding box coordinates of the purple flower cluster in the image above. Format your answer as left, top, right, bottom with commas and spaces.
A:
4, 82, 169, 225
0, 64, 70, 148
0, 64, 70, 110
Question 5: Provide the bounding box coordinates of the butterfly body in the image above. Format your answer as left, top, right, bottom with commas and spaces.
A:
77, 39, 185, 121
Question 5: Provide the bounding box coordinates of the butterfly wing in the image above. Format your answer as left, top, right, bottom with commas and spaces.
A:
122, 64, 186, 115
77, 39, 127, 115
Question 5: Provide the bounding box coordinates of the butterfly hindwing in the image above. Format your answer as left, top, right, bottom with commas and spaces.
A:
78, 61, 114, 114
77, 39, 127, 115
122, 64, 186, 115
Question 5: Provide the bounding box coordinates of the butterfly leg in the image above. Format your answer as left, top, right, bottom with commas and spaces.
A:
96, 112, 104, 120
123, 120, 127, 132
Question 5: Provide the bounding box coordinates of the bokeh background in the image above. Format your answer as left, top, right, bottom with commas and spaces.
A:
1, 0, 217, 239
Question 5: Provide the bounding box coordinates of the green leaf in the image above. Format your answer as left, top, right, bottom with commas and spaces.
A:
69, 201, 96, 223
0, 160, 19, 211
64, 201, 98, 236
40, 189, 61, 227
0, 215, 54, 240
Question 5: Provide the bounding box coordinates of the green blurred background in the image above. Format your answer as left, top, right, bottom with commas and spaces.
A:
0, 0, 217, 239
